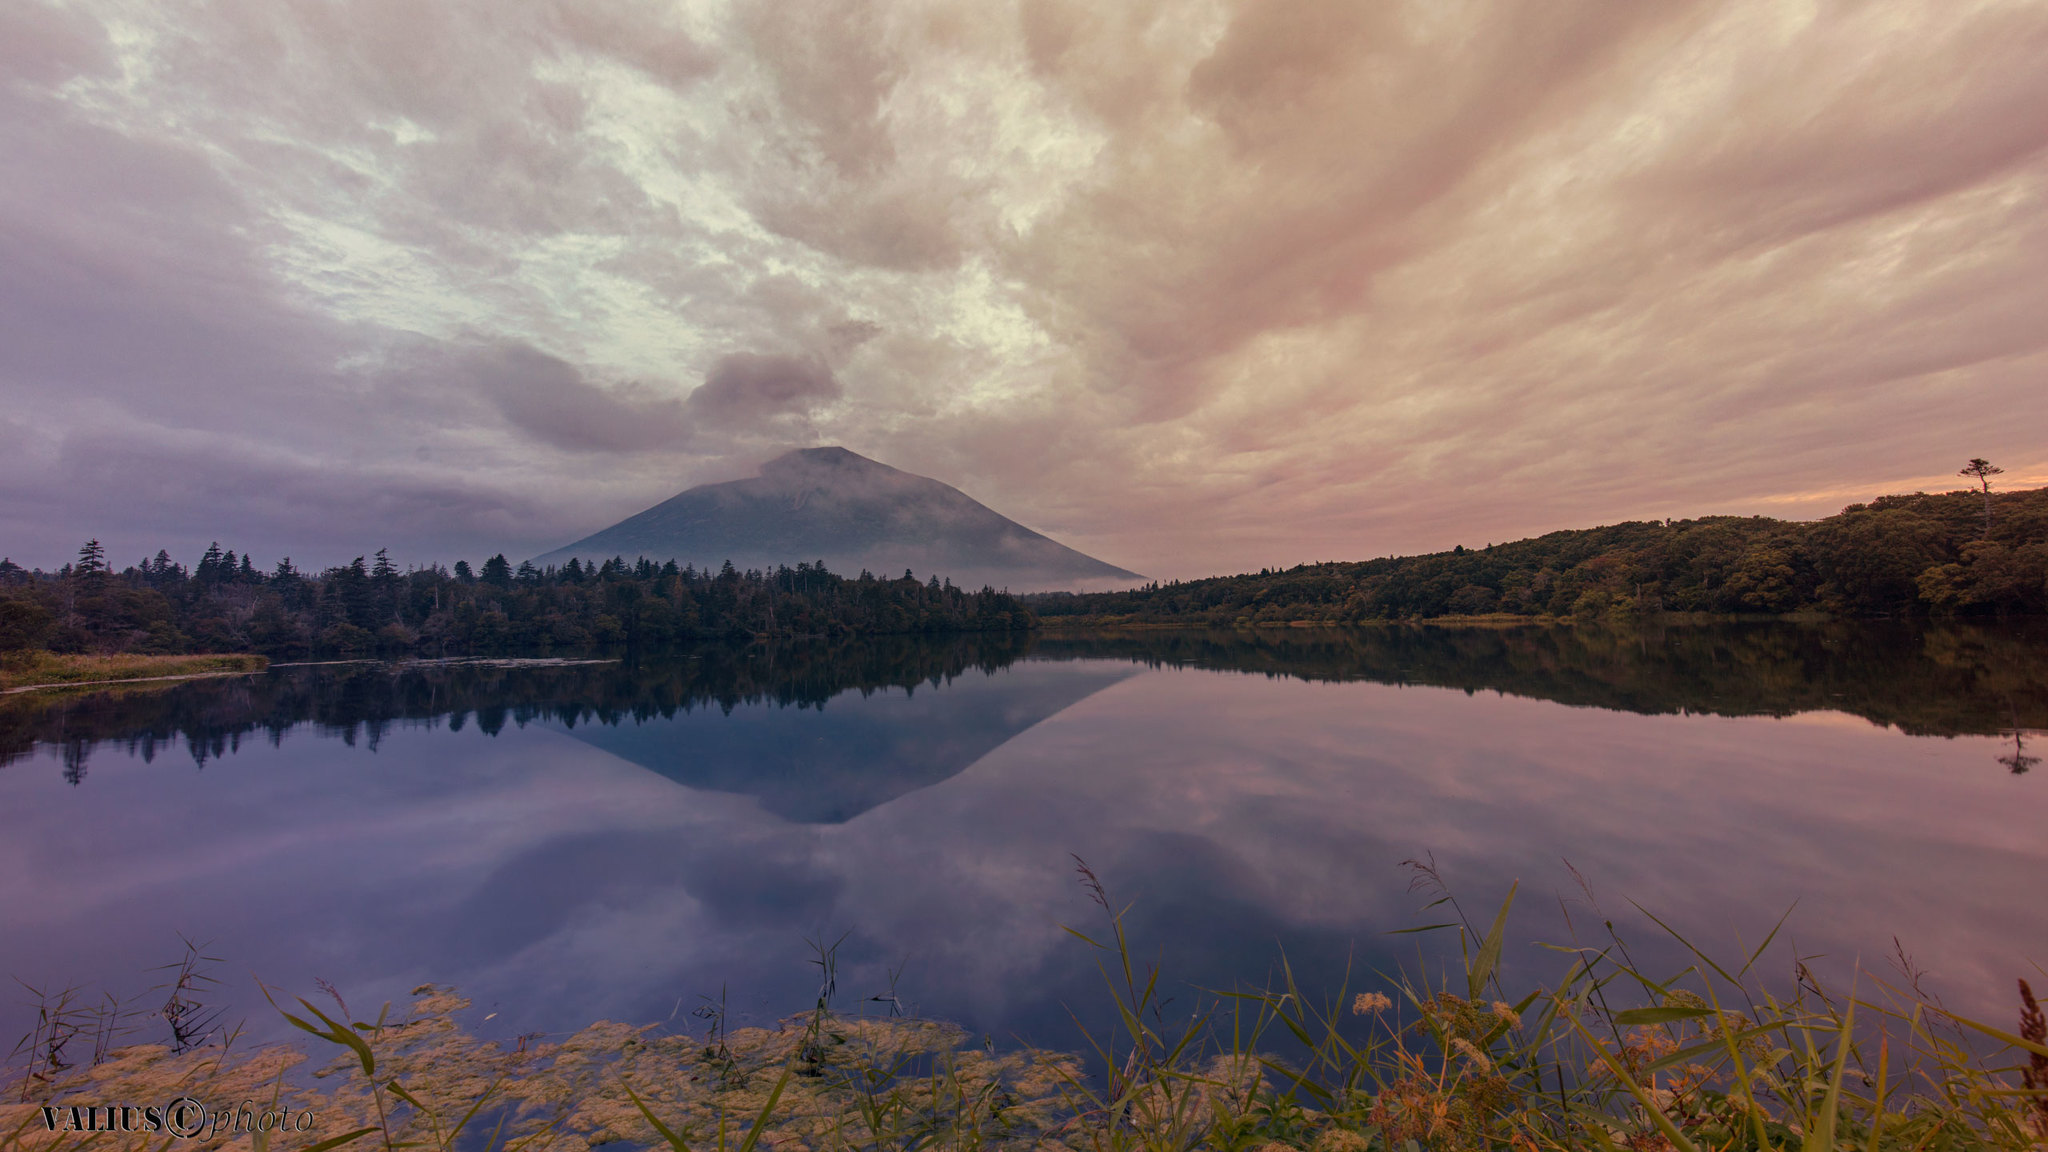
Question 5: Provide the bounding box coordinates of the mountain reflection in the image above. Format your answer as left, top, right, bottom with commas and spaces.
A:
6, 620, 2044, 784
551, 661, 1138, 822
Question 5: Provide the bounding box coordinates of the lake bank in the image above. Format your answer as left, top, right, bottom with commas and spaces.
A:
0, 651, 267, 693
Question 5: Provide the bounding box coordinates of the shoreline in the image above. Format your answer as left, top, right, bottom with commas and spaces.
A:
1035, 609, 1846, 632
0, 653, 269, 694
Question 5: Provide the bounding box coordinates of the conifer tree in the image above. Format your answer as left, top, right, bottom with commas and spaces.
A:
1959, 458, 2004, 537
480, 554, 512, 587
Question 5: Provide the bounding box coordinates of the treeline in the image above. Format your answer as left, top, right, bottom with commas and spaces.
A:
0, 631, 1037, 775
1035, 484, 2048, 625
0, 544, 1036, 658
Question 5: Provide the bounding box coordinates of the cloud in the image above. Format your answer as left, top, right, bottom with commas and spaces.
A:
1, 0, 2045, 576
686, 353, 841, 431
466, 342, 693, 453
463, 342, 838, 454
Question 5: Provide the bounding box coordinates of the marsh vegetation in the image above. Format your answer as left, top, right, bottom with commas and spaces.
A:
7, 868, 2046, 1152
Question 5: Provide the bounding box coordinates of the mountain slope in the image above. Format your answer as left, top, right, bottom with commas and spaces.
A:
533, 447, 1142, 591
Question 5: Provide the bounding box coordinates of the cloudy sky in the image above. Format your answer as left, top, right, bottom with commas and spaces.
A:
3, 0, 2045, 578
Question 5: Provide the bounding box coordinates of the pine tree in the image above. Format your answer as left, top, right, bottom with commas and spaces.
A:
1960, 458, 2004, 537
480, 554, 512, 587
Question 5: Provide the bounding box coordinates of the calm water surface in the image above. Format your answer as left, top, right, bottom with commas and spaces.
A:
2, 623, 2042, 1050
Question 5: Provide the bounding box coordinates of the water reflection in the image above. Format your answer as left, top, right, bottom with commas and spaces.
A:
0, 621, 2041, 1057
552, 660, 1138, 822
1998, 728, 2041, 775
9, 621, 2046, 784
1039, 618, 2048, 739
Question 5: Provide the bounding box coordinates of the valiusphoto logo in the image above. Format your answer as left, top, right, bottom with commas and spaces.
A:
37, 1097, 322, 1139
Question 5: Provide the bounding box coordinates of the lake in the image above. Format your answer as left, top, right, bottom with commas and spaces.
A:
2, 621, 2042, 1056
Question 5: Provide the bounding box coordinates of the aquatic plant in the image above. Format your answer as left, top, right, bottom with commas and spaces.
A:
6, 871, 2045, 1151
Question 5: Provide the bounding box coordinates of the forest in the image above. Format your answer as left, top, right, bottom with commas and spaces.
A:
1035, 483, 2048, 625
0, 546, 1036, 658
5, 480, 2041, 659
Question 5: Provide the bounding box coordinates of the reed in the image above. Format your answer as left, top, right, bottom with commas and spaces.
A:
6, 868, 2044, 1152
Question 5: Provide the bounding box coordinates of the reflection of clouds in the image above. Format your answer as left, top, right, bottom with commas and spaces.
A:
1, 663, 2039, 1055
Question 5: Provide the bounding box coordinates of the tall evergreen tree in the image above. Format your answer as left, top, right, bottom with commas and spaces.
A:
1960, 458, 2004, 537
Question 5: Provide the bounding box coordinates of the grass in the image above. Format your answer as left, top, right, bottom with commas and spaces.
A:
0, 652, 268, 693
5, 867, 2045, 1152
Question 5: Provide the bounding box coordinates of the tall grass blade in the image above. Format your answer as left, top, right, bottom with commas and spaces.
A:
1803, 998, 1854, 1152
1468, 882, 1517, 1000
1928, 1008, 2048, 1059
301, 1127, 381, 1152
1563, 1009, 1701, 1152
735, 1063, 794, 1152
621, 1081, 694, 1152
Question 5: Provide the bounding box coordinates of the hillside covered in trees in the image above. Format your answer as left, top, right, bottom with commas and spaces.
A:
0, 546, 1035, 658
1034, 484, 2048, 625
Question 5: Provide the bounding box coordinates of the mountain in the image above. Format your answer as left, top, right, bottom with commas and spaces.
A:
532, 447, 1143, 592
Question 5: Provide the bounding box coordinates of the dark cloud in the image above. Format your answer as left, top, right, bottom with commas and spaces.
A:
465, 344, 838, 455
0, 417, 553, 573
686, 352, 841, 431
465, 342, 693, 453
